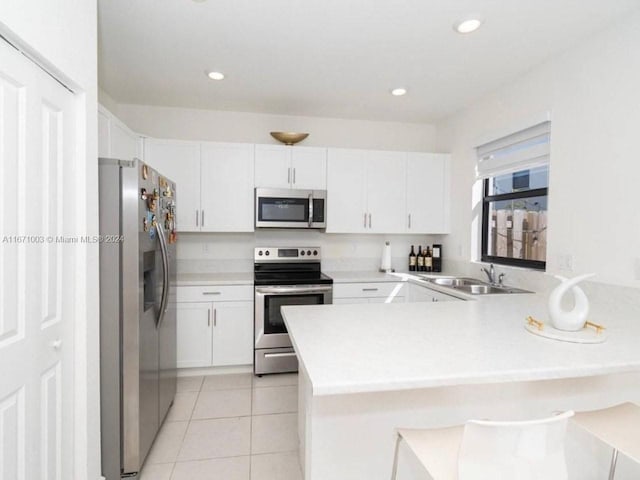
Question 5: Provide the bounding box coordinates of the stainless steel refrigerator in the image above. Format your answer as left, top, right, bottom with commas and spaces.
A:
98, 158, 177, 480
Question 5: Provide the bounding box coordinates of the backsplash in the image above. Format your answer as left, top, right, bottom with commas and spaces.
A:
176, 231, 444, 273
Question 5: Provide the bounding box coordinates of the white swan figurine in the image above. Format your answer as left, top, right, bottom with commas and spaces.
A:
548, 273, 595, 331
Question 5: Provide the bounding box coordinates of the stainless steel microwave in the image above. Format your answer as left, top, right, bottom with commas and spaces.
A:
255, 188, 327, 229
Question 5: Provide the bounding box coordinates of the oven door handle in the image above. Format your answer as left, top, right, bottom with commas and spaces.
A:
255, 286, 333, 294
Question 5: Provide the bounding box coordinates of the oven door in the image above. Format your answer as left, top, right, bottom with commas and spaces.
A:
255, 285, 333, 349
255, 188, 326, 229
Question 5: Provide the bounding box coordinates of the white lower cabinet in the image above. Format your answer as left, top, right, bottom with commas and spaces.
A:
211, 301, 254, 366
176, 302, 213, 368
407, 283, 461, 303
332, 282, 406, 305
176, 285, 253, 369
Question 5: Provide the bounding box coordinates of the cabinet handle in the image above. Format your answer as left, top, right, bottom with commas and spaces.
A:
196, 210, 199, 227
288, 167, 291, 184
432, 298, 438, 302
362, 288, 379, 292
363, 212, 367, 228
207, 309, 211, 326
203, 291, 221, 295
201, 210, 204, 227
368, 213, 372, 229
293, 168, 296, 184
214, 308, 217, 327
408, 214, 411, 229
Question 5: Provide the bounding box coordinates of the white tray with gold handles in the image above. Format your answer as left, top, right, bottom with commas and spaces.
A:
524, 316, 607, 344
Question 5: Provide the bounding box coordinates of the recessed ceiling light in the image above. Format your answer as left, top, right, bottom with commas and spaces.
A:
391, 88, 407, 96
454, 18, 482, 34
207, 71, 225, 81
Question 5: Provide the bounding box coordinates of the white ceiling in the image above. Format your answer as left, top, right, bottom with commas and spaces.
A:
98, 0, 639, 123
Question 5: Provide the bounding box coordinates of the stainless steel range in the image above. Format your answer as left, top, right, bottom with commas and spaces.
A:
254, 247, 333, 375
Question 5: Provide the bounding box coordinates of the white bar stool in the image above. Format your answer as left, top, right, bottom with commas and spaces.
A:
390, 410, 574, 480
572, 402, 640, 480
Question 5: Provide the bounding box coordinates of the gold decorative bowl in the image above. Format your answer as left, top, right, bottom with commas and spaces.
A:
270, 132, 309, 145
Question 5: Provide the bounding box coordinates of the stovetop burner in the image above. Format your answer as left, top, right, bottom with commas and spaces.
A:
253, 247, 333, 286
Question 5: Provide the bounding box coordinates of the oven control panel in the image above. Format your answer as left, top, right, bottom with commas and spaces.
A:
255, 247, 321, 262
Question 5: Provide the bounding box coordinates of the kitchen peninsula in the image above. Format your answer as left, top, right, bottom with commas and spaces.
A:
282, 291, 640, 480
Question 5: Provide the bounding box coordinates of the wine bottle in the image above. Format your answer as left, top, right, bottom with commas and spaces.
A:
425, 246, 433, 272
432, 244, 442, 272
408, 245, 417, 271
417, 245, 424, 271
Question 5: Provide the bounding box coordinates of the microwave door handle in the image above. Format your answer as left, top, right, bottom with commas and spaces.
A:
308, 193, 313, 227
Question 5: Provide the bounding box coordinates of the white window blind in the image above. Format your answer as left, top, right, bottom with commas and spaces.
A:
476, 121, 550, 178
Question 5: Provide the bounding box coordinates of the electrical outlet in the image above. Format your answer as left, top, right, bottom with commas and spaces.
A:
557, 254, 574, 272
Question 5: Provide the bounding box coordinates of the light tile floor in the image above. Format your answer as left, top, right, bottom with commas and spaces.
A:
139, 372, 302, 480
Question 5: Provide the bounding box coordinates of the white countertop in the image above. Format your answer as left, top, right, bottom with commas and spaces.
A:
174, 272, 253, 286
282, 293, 640, 396
325, 271, 406, 283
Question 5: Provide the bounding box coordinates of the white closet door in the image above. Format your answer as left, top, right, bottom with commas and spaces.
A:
0, 39, 77, 480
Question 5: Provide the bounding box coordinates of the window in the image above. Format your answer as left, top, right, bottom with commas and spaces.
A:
477, 121, 550, 270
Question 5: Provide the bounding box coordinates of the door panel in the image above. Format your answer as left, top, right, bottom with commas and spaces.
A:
326, 148, 367, 233
291, 147, 326, 189
366, 151, 407, 233
145, 139, 201, 231
0, 39, 76, 480
201, 143, 254, 232
254, 144, 291, 188
212, 301, 253, 366
406, 153, 449, 233
176, 303, 212, 368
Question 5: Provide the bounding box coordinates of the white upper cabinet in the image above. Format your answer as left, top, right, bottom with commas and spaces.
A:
406, 153, 450, 234
326, 148, 368, 233
290, 147, 327, 189
366, 151, 406, 233
200, 142, 254, 232
327, 147, 451, 234
145, 139, 256, 233
255, 144, 326, 190
144, 139, 202, 232
98, 105, 138, 161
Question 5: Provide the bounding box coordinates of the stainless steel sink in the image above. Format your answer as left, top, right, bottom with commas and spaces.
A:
427, 277, 485, 287
423, 276, 533, 295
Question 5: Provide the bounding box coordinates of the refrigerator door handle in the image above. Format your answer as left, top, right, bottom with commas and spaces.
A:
156, 223, 170, 328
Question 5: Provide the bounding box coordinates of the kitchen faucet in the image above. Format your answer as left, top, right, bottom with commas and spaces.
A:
481, 264, 504, 285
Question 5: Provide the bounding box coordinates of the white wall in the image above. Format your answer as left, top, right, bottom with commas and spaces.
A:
117, 103, 438, 151
177, 231, 443, 274
0, 1, 100, 479
436, 10, 640, 288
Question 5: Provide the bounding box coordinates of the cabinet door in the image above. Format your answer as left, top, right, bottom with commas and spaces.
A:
110, 121, 138, 161
368, 296, 405, 304
145, 139, 201, 232
326, 148, 368, 233
201, 142, 255, 232
366, 151, 407, 233
406, 153, 450, 234
430, 290, 460, 302
212, 301, 254, 366
332, 298, 369, 305
407, 283, 433, 303
176, 302, 213, 368
291, 147, 327, 189
254, 144, 291, 188
98, 109, 110, 158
